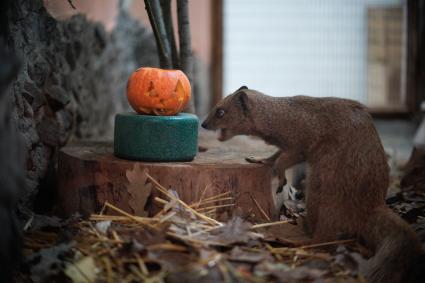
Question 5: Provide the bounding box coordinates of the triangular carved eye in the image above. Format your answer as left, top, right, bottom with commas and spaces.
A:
147, 81, 157, 97
175, 79, 185, 102
148, 81, 155, 91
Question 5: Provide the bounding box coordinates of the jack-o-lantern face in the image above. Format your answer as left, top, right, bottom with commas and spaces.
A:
126, 67, 191, 116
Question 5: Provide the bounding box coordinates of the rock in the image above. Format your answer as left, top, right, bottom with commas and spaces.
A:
2, 0, 158, 211
0, 43, 24, 283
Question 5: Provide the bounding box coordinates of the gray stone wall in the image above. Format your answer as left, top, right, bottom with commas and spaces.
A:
3, 0, 158, 210
0, 43, 24, 283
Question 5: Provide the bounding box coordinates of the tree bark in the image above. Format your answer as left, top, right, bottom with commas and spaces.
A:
177, 0, 195, 113
144, 0, 172, 69
160, 0, 179, 68
58, 140, 279, 222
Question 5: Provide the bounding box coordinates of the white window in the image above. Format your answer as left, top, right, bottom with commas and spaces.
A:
223, 0, 404, 109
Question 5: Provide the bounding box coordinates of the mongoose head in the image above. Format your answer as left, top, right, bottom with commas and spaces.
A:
201, 86, 253, 141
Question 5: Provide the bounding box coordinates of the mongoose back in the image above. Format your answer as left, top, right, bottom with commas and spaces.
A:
201, 87, 422, 283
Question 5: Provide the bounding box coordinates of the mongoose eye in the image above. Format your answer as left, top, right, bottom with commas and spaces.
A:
216, 109, 225, 118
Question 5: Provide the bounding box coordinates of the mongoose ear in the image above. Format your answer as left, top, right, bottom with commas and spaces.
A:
238, 91, 250, 115
237, 85, 248, 91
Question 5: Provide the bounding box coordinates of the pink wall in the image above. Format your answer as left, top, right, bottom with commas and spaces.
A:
129, 1, 211, 65
44, 0, 120, 31
44, 0, 211, 65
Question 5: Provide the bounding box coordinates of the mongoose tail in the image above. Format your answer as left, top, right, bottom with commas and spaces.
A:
362, 206, 422, 283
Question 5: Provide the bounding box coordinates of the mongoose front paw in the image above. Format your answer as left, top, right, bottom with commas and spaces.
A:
245, 156, 268, 164
245, 156, 263, 163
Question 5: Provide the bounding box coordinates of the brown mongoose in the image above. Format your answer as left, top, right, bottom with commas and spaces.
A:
201, 87, 422, 283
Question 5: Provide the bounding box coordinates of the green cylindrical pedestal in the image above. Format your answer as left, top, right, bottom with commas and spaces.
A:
114, 112, 198, 161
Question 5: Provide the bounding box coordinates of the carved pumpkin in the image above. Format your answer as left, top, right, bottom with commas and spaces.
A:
126, 67, 191, 116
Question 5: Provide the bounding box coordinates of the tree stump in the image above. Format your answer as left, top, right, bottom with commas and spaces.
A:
58, 136, 280, 222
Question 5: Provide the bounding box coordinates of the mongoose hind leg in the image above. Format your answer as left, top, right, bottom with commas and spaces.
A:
306, 194, 353, 243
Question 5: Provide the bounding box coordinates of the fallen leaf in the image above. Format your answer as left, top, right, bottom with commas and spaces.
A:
27, 213, 81, 231
94, 220, 111, 234
228, 246, 272, 263
254, 261, 291, 277
126, 164, 152, 216
210, 217, 262, 245
65, 256, 97, 283
278, 266, 328, 281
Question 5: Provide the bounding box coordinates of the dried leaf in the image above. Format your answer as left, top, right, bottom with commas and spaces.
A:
261, 219, 309, 246
27, 213, 81, 231
21, 174, 366, 283
27, 215, 62, 231
65, 256, 97, 283
276, 266, 328, 282
228, 246, 271, 263
210, 217, 261, 245
95, 220, 111, 234
126, 164, 152, 216
118, 239, 146, 255
117, 225, 167, 250
254, 261, 291, 277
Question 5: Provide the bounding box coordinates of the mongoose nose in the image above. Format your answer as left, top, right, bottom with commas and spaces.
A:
201, 121, 207, 129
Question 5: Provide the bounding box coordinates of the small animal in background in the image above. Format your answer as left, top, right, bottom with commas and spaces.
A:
274, 162, 306, 216
282, 184, 301, 202
202, 86, 423, 283
278, 183, 305, 220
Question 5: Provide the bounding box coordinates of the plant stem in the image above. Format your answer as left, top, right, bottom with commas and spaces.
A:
144, 0, 172, 68
177, 0, 195, 113
160, 0, 179, 68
